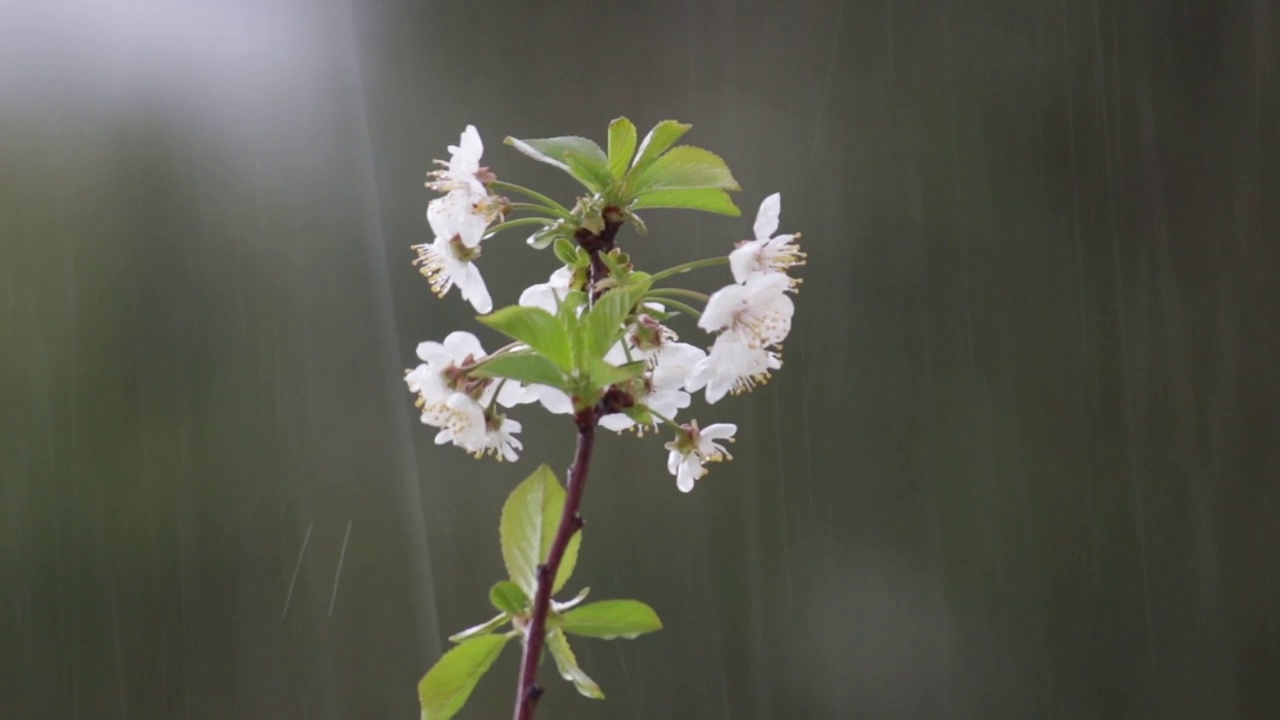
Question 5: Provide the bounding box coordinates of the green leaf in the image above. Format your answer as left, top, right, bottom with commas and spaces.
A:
500, 465, 583, 597
505, 135, 612, 192
561, 600, 663, 640
586, 357, 646, 390
470, 352, 568, 390
419, 634, 511, 720
527, 224, 572, 250
447, 613, 510, 643
607, 117, 637, 180
546, 627, 605, 699
478, 306, 572, 371
564, 153, 613, 193
629, 120, 692, 176
583, 278, 653, 359
630, 188, 742, 216
553, 238, 578, 266
490, 581, 529, 615
630, 146, 741, 193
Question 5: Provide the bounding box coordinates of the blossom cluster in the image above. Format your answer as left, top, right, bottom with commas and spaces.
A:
404, 125, 804, 491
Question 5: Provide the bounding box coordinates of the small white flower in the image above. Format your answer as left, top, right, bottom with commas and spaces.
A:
472, 414, 523, 462
665, 421, 737, 492
406, 331, 533, 434
405, 362, 453, 426
650, 341, 706, 387
685, 333, 782, 404
699, 272, 794, 348
432, 392, 488, 450
415, 330, 486, 370
598, 338, 705, 432
428, 190, 491, 249
518, 266, 575, 313
427, 125, 490, 199
729, 193, 806, 284
412, 232, 493, 314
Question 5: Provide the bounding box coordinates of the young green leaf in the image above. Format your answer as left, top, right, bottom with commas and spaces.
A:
629, 188, 742, 216
607, 117, 637, 180
469, 352, 568, 390
561, 600, 663, 640
629, 146, 741, 193
564, 153, 613, 193
527, 224, 572, 250
629, 120, 692, 176
500, 465, 583, 598
447, 613, 510, 643
583, 278, 653, 359
546, 627, 605, 699
478, 306, 572, 371
553, 237, 579, 267
505, 136, 612, 192
419, 634, 511, 720
585, 357, 646, 391
490, 580, 529, 615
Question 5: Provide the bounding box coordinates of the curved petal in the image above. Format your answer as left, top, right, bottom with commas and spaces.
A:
441, 331, 485, 362
599, 413, 635, 432
752, 193, 781, 241
534, 386, 574, 415
456, 263, 493, 315
455, 125, 484, 170
676, 461, 697, 492
729, 242, 761, 284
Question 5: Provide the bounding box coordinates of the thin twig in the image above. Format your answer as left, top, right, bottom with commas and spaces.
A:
513, 409, 598, 720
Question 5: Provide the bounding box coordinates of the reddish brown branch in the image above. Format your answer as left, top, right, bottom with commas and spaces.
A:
512, 408, 598, 720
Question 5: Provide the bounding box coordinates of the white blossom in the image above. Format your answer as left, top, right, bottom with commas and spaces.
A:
412, 231, 493, 314
685, 332, 782, 404
518, 266, 575, 313
729, 193, 806, 284
598, 328, 705, 432
427, 125, 490, 200
428, 190, 490, 249
699, 272, 794, 348
405, 332, 533, 457
416, 126, 506, 313
431, 392, 489, 450
665, 421, 737, 492
473, 415, 523, 462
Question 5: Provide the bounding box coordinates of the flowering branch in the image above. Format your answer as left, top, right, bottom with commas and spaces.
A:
407, 119, 805, 720
513, 407, 597, 720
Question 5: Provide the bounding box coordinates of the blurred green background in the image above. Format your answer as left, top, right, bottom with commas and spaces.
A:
2, 1, 1276, 718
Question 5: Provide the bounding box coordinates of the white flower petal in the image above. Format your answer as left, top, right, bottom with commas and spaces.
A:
753, 193, 781, 242
518, 266, 574, 313
441, 331, 485, 362
676, 462, 697, 492
688, 334, 780, 404
533, 385, 574, 415
600, 413, 636, 432
454, 261, 493, 314
699, 273, 793, 345
729, 243, 759, 285
454, 125, 484, 172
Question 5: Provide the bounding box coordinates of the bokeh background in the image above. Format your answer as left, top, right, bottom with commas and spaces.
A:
2, 1, 1277, 718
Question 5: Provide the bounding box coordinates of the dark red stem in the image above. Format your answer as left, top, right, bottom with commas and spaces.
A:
512, 408, 598, 720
